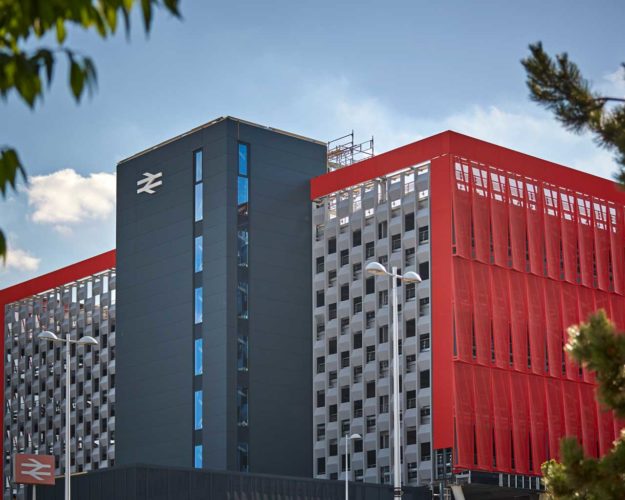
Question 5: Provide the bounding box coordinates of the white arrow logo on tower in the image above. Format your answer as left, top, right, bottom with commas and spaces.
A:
137, 172, 163, 194
20, 458, 53, 481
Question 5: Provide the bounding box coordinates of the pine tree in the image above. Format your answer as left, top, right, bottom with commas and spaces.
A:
521, 44, 625, 499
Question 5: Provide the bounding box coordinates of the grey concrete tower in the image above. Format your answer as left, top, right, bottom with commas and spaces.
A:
115, 117, 326, 477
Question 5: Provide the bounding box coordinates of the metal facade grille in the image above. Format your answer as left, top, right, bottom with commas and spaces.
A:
3, 269, 116, 499
312, 163, 432, 486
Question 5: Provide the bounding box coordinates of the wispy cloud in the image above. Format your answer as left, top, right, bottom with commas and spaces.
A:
4, 246, 40, 272
25, 169, 116, 234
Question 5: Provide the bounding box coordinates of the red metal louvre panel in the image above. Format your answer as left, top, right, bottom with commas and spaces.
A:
526, 182, 545, 276
577, 196, 595, 288
510, 374, 530, 474
560, 192, 578, 284
528, 375, 548, 473
593, 200, 611, 291
543, 187, 562, 280
509, 271, 529, 373
471, 261, 492, 364
597, 406, 615, 456
579, 384, 598, 458
526, 274, 546, 376
545, 377, 565, 459
473, 365, 493, 470
609, 294, 625, 331
561, 282, 581, 380
609, 206, 625, 295
544, 280, 563, 378
452, 161, 472, 258
471, 166, 491, 263
490, 172, 509, 267
454, 362, 475, 469
508, 177, 527, 272
562, 380, 582, 442
453, 258, 473, 361
577, 286, 597, 383
492, 370, 512, 472
490, 266, 511, 369
594, 290, 612, 323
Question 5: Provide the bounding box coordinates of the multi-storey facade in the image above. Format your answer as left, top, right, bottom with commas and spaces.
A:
310, 131, 625, 497
115, 117, 327, 477
1, 251, 116, 499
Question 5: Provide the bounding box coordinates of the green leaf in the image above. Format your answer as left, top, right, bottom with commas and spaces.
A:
56, 18, 66, 43
69, 57, 85, 100
0, 147, 26, 196
0, 229, 6, 263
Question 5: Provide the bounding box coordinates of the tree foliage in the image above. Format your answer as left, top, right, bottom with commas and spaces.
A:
521, 42, 625, 183
0, 0, 180, 261
522, 43, 625, 500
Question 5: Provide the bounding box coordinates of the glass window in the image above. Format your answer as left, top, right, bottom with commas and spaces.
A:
237, 228, 249, 267
194, 390, 202, 430
194, 149, 203, 182
194, 339, 203, 376
195, 287, 203, 324
238, 143, 248, 176
238, 176, 249, 215
237, 281, 248, 319
195, 183, 203, 222
237, 336, 248, 372
237, 387, 248, 426
194, 236, 203, 273
238, 442, 249, 472
194, 445, 202, 468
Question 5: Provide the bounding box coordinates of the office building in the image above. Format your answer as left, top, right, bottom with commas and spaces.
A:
310, 131, 625, 496
115, 117, 327, 477
1, 251, 116, 499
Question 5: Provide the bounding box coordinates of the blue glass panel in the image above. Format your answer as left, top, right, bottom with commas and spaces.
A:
195, 338, 203, 376
237, 387, 248, 426
237, 228, 248, 267
194, 150, 203, 182
195, 236, 203, 273
237, 281, 248, 319
195, 287, 203, 324
194, 445, 203, 468
237, 176, 248, 214
194, 390, 203, 430
238, 144, 248, 176
237, 442, 249, 472
195, 183, 203, 222
237, 336, 248, 372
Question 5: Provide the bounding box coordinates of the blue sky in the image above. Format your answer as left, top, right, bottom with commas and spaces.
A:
1, 0, 624, 287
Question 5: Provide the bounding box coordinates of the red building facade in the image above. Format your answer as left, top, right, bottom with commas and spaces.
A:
311, 131, 624, 478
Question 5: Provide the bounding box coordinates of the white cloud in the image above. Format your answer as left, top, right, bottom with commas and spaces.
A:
4, 246, 40, 272
599, 66, 625, 98
26, 169, 116, 233
281, 76, 618, 180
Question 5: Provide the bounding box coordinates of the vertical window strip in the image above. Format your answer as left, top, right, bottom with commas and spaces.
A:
193, 148, 204, 467
236, 142, 250, 471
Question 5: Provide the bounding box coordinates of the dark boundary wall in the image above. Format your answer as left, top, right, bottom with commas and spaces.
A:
33, 465, 431, 500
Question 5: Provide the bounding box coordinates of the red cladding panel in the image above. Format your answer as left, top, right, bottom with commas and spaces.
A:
510, 374, 530, 474
492, 369, 512, 471
471, 170, 491, 263
454, 362, 475, 469
473, 365, 493, 470
610, 207, 625, 294
508, 271, 529, 373
471, 262, 492, 364
597, 406, 615, 456
526, 275, 546, 376
543, 189, 562, 281
490, 176, 510, 267
528, 376, 548, 471
544, 280, 563, 378
579, 384, 598, 458
490, 266, 511, 369
452, 258, 473, 362
526, 187, 546, 276
545, 378, 565, 460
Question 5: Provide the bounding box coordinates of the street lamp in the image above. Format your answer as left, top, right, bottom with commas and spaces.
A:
39, 330, 98, 500
365, 262, 421, 500
344, 433, 361, 499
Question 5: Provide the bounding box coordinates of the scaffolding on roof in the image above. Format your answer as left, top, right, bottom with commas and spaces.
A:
326, 131, 374, 171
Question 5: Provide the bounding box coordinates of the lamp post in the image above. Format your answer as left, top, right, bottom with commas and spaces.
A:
344, 433, 361, 499
39, 330, 98, 500
365, 262, 421, 500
